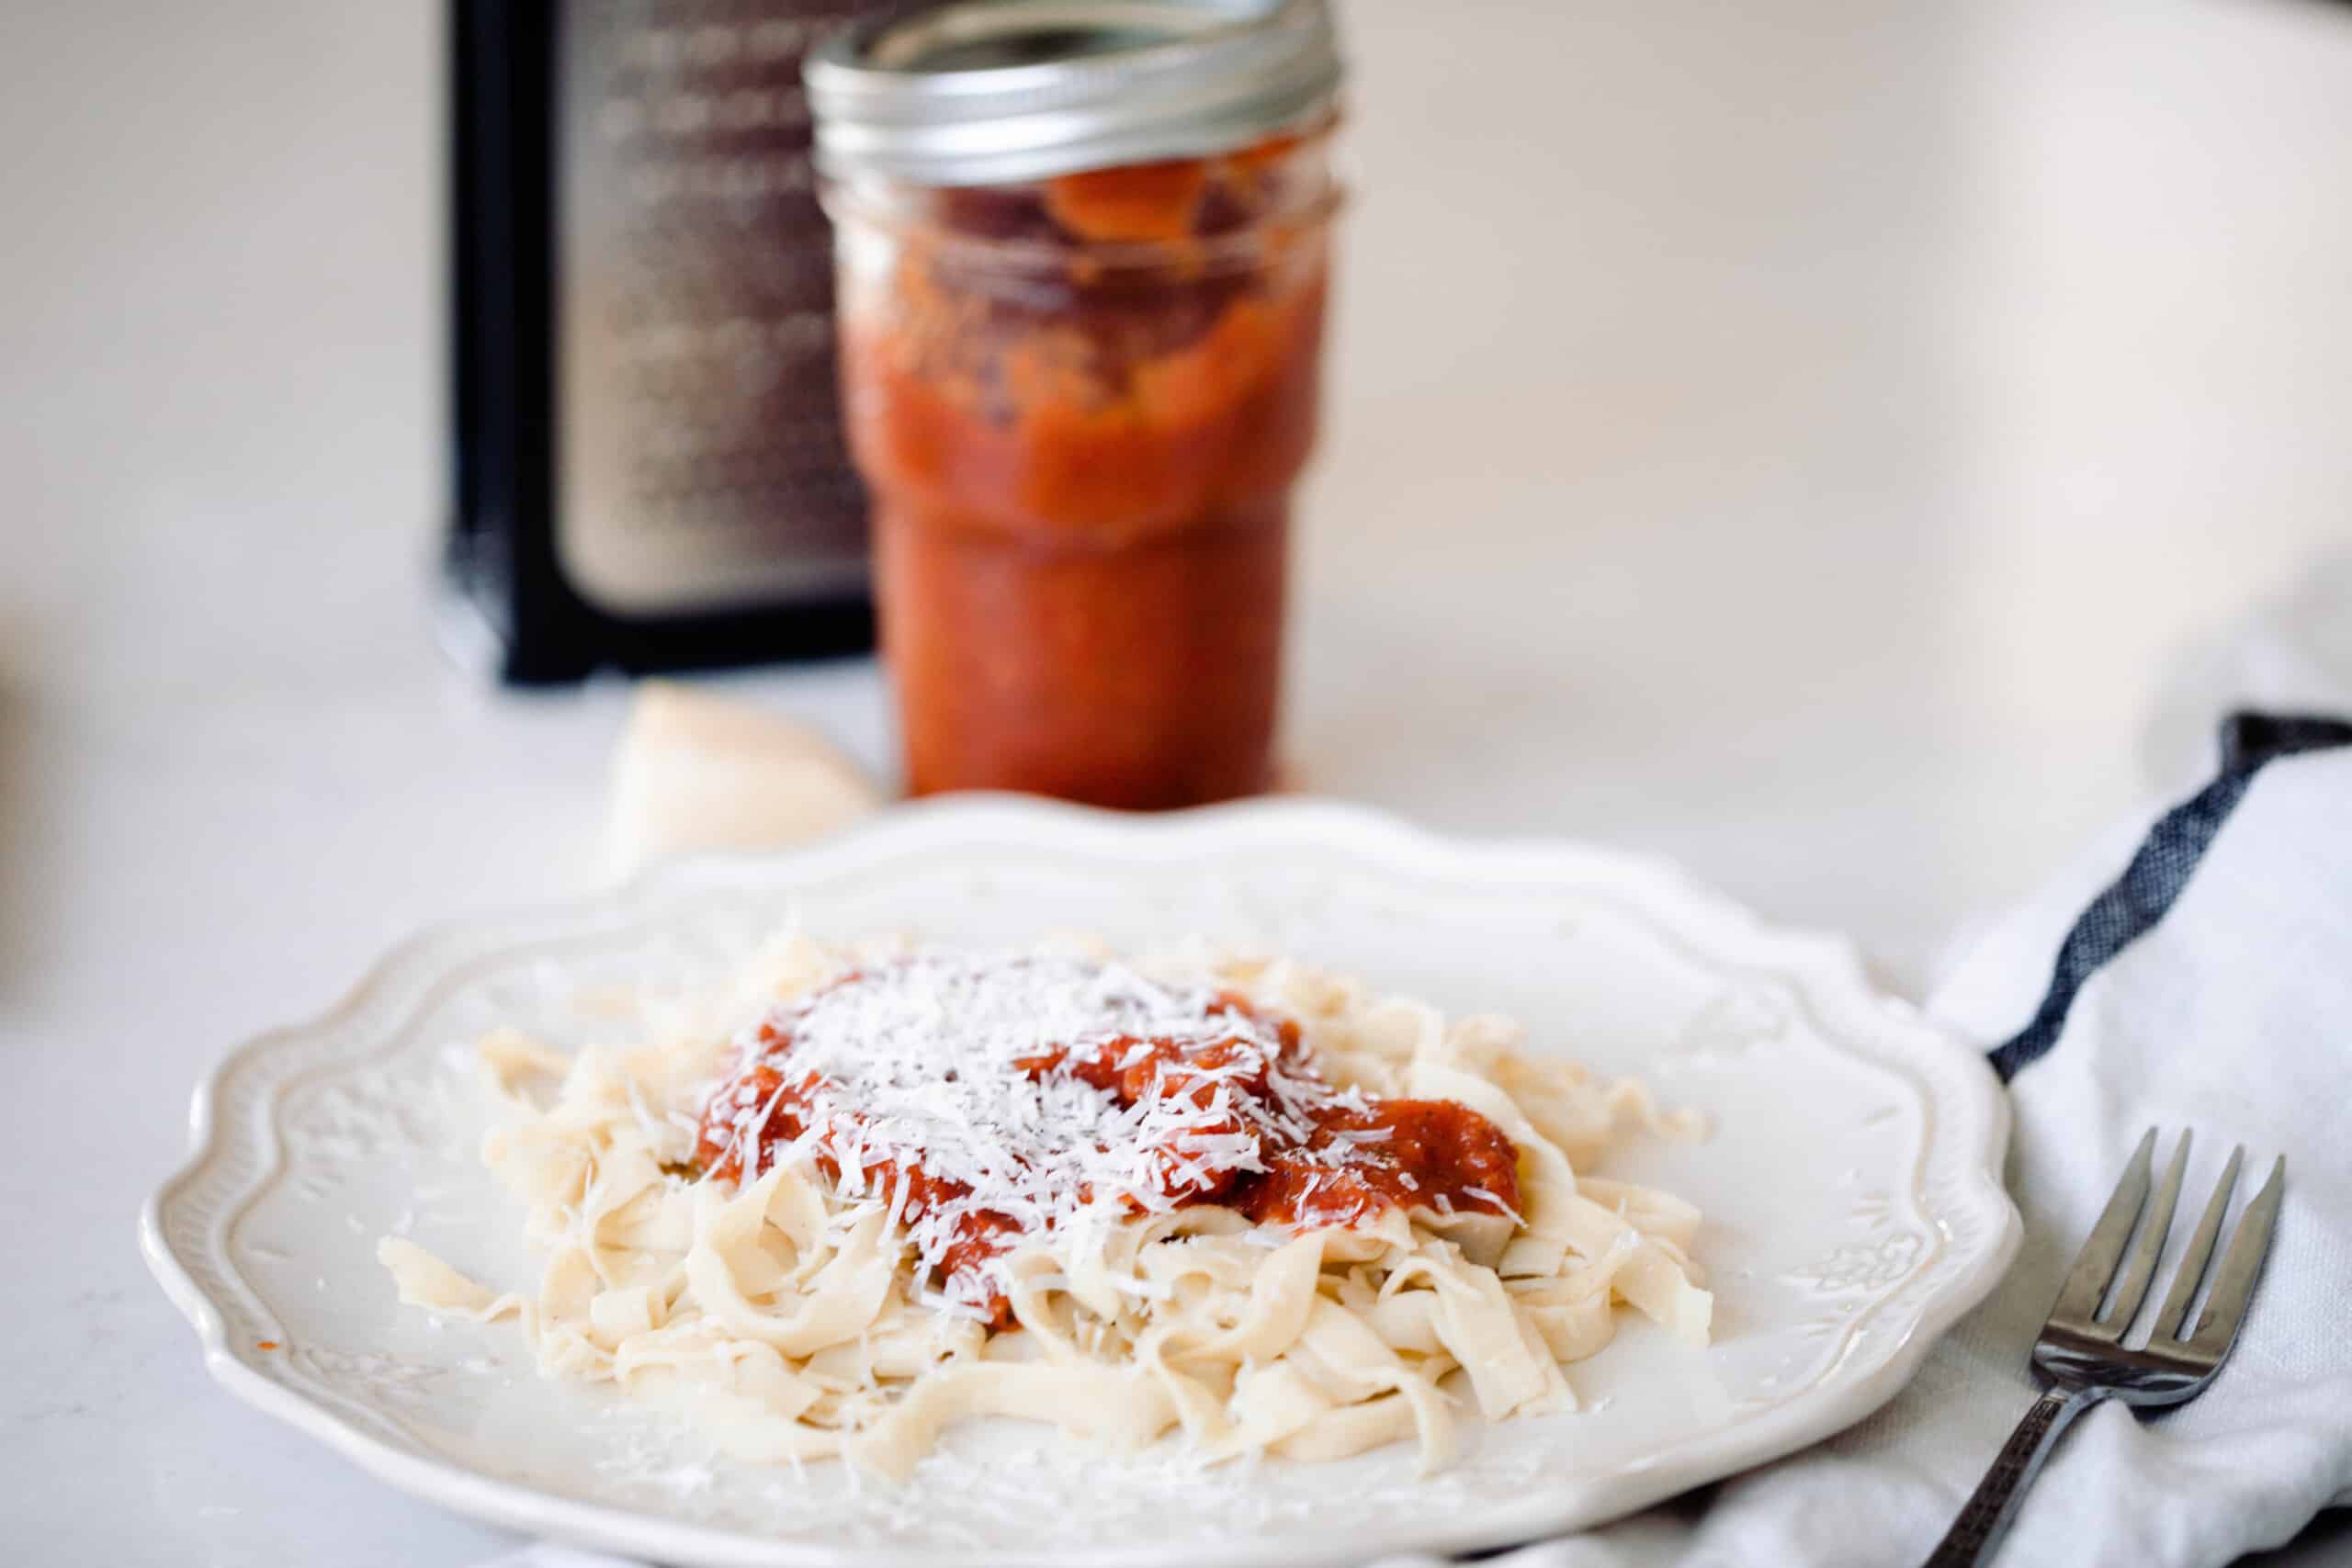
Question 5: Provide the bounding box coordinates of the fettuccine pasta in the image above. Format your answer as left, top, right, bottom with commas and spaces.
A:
380, 937, 1709, 1478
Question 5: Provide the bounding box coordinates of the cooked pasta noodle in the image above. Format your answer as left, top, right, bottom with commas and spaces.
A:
380, 937, 1709, 1478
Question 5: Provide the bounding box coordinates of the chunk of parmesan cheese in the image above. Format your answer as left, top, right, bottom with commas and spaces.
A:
608, 681, 881, 874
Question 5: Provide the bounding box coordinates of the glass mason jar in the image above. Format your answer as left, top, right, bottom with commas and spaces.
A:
808, 1, 1343, 808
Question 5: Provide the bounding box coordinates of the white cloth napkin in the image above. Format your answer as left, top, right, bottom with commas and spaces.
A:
1365, 724, 2352, 1568
481, 717, 2352, 1568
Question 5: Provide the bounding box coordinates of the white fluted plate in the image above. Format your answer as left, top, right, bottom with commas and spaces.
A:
142, 797, 2018, 1566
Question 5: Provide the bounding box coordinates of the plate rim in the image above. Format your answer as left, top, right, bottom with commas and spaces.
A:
141, 794, 2021, 1566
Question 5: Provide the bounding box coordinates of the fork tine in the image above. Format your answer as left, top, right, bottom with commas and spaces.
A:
2184, 1155, 2285, 1359
2101, 1130, 2190, 1332
2050, 1128, 2157, 1325
2154, 1145, 2242, 1341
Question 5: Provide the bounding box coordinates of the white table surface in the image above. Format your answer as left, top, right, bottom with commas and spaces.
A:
5, 0, 2349, 1562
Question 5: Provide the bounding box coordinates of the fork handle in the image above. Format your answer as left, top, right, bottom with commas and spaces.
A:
1924, 1387, 2101, 1566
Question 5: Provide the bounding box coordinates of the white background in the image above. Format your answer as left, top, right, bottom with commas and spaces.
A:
4, 0, 2348, 1562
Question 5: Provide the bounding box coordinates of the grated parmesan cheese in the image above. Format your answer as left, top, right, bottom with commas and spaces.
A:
702, 953, 1337, 1311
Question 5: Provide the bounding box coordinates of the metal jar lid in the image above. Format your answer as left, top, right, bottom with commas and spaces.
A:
805, 0, 1342, 187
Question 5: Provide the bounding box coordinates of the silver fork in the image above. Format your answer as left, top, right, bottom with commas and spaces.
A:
1925, 1129, 2286, 1567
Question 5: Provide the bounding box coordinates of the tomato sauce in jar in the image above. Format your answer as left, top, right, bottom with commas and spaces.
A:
808, 3, 1345, 807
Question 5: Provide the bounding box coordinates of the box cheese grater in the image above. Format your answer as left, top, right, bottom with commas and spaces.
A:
444, 0, 876, 683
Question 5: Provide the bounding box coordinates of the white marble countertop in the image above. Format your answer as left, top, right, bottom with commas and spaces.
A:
5, 0, 2349, 1562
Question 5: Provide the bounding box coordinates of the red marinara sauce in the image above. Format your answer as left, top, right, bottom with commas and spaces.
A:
1019, 1031, 1521, 1233
694, 959, 1519, 1328
828, 130, 1340, 809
